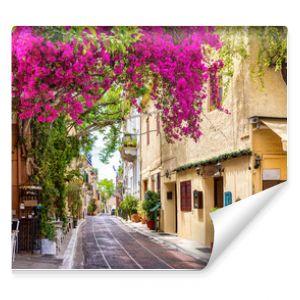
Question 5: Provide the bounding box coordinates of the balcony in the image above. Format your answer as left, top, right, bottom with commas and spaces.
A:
120, 133, 137, 162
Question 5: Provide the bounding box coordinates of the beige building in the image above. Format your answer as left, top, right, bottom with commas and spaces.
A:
140, 32, 287, 246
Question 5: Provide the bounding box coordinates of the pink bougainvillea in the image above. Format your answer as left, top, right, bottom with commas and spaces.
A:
12, 26, 224, 141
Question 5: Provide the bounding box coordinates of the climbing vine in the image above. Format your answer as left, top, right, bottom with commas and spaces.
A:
215, 26, 287, 95
30, 117, 82, 237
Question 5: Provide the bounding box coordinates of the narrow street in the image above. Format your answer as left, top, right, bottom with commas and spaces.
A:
73, 214, 206, 269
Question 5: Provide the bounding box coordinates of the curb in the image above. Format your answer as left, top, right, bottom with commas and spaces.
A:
60, 219, 86, 269
116, 216, 210, 263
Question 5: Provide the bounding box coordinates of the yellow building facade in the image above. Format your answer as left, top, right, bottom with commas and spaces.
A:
140, 32, 287, 246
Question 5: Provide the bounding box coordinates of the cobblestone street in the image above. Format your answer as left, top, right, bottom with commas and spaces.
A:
73, 214, 207, 269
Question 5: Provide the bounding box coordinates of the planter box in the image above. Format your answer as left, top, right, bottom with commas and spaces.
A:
41, 239, 57, 255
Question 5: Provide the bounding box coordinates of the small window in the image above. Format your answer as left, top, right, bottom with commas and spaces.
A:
180, 181, 192, 212
143, 180, 148, 193
208, 75, 223, 112
156, 113, 160, 135
146, 117, 150, 145
157, 173, 161, 194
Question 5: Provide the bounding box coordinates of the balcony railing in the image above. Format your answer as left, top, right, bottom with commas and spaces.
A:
120, 133, 137, 162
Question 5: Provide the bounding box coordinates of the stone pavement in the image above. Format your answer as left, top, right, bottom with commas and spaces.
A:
12, 219, 85, 270
117, 217, 212, 264
12, 254, 63, 269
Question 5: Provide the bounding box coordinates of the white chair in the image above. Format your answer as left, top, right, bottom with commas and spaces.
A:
11, 219, 20, 262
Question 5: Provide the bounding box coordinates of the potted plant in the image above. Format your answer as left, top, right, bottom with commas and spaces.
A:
119, 195, 138, 221
142, 191, 160, 230
40, 213, 56, 255
138, 201, 147, 224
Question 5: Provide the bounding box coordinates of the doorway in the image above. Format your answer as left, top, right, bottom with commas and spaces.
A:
165, 182, 177, 233
214, 177, 224, 208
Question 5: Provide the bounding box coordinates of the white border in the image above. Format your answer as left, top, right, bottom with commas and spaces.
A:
1, 1, 299, 299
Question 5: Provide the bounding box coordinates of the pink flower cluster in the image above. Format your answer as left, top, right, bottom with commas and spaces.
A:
12, 26, 224, 142
12, 27, 112, 124
126, 27, 224, 141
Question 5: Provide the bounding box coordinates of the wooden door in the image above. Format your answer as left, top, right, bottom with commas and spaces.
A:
214, 177, 224, 208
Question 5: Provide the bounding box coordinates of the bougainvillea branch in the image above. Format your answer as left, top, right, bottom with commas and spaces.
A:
12, 26, 224, 142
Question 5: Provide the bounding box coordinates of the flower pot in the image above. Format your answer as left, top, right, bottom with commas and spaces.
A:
73, 218, 78, 228
41, 239, 56, 255
147, 220, 155, 230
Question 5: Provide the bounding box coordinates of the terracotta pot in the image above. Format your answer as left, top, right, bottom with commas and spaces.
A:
147, 220, 155, 230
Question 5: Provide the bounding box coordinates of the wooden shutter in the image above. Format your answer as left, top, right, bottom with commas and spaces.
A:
180, 182, 186, 211
186, 181, 191, 211
180, 181, 192, 212
157, 173, 161, 193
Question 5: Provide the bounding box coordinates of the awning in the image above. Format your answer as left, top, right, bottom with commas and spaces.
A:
261, 118, 287, 151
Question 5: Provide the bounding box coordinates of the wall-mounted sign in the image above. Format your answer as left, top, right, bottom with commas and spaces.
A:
167, 191, 173, 200
262, 169, 281, 180
193, 190, 203, 209
224, 191, 232, 206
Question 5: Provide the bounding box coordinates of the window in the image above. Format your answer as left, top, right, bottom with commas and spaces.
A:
151, 175, 155, 191
156, 113, 160, 135
208, 75, 223, 112
146, 117, 150, 145
143, 180, 148, 193
180, 181, 192, 211
157, 173, 161, 195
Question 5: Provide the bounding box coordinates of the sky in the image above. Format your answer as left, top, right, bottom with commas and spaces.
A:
90, 132, 120, 183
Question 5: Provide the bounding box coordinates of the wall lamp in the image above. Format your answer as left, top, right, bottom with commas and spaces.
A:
254, 155, 262, 169
196, 165, 203, 176
214, 161, 224, 177
165, 169, 171, 179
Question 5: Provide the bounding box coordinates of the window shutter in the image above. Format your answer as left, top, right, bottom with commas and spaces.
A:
180, 182, 186, 211
186, 181, 191, 211
180, 181, 192, 212
157, 173, 161, 193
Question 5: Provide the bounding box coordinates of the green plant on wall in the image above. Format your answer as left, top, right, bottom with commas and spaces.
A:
29, 116, 82, 238
66, 179, 83, 219
251, 26, 287, 85
87, 198, 97, 215
215, 26, 287, 96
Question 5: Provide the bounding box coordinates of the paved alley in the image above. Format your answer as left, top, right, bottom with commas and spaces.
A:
73, 214, 207, 269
